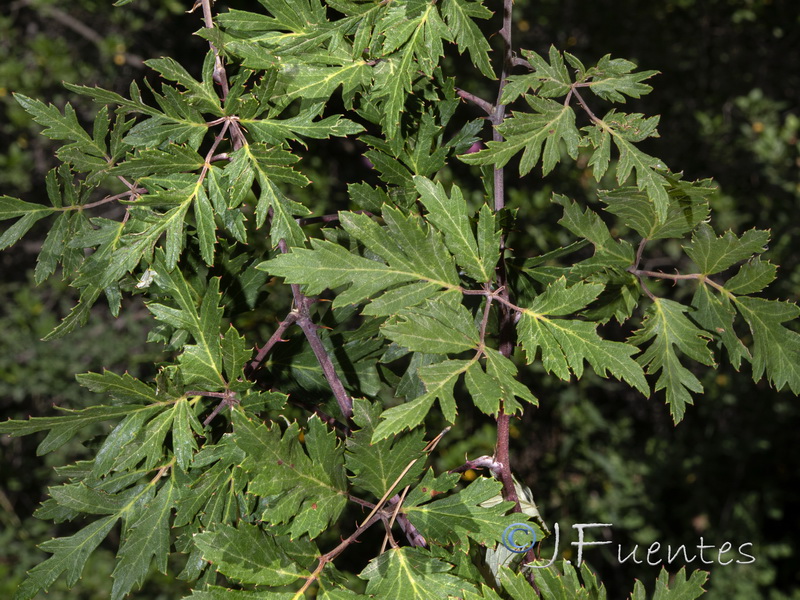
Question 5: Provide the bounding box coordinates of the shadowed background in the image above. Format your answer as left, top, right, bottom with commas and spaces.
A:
1, 0, 797, 597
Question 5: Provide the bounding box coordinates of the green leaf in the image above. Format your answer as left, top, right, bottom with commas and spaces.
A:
517, 279, 648, 395
690, 285, 749, 370
500, 566, 542, 600
221, 324, 251, 381
173, 397, 202, 471
0, 196, 55, 251
0, 404, 145, 455
518, 315, 648, 395
477, 204, 501, 278
65, 81, 162, 117
580, 272, 640, 325
173, 436, 246, 528
111, 479, 177, 600
259, 207, 459, 310
183, 587, 300, 600
42, 286, 104, 341
552, 194, 635, 269
232, 411, 348, 538
464, 360, 503, 416
241, 143, 310, 247
149, 261, 225, 389
382, 296, 479, 354
631, 567, 708, 600
603, 113, 670, 221
584, 54, 658, 103
14, 94, 108, 164
371, 393, 437, 442
527, 278, 605, 316
34, 210, 72, 284
373, 359, 473, 440
461, 96, 580, 176
110, 407, 175, 472
242, 111, 364, 145
599, 184, 710, 240
346, 399, 426, 498
0, 195, 56, 220
629, 299, 715, 423
145, 55, 221, 115
194, 186, 216, 266
266, 58, 372, 110
193, 523, 306, 586
441, 0, 494, 79
361, 281, 441, 317
364, 146, 415, 186
259, 238, 414, 307
734, 296, 800, 394
420, 358, 476, 423
217, 0, 326, 34
14, 515, 118, 600
508, 561, 611, 600
465, 348, 538, 417
684, 223, 770, 275
91, 409, 162, 479
724, 257, 777, 295
403, 476, 523, 547
111, 144, 205, 179
501, 46, 573, 103
372, 2, 451, 138
48, 483, 141, 516
359, 547, 476, 599
414, 176, 490, 281
76, 370, 159, 404
123, 114, 207, 148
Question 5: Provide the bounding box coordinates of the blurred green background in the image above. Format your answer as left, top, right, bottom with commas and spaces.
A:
1, 0, 798, 598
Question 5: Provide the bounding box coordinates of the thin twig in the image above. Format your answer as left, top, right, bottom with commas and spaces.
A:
197, 0, 247, 149
296, 311, 354, 421
57, 187, 146, 212
186, 390, 228, 398
199, 0, 229, 98
449, 455, 503, 474
277, 239, 354, 421
489, 2, 540, 591
199, 120, 230, 181
638, 278, 658, 301
381, 486, 411, 553
193, 389, 238, 427
245, 310, 299, 375
634, 238, 648, 270
629, 267, 728, 295
478, 288, 496, 349
491, 0, 517, 354
455, 88, 495, 116
292, 427, 449, 597
571, 87, 601, 124
511, 56, 531, 69
490, 0, 514, 209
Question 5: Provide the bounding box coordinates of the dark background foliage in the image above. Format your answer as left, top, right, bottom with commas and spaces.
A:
1, 0, 797, 597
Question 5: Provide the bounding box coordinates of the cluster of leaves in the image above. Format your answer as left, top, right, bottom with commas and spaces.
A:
0, 0, 798, 598
0, 0, 187, 195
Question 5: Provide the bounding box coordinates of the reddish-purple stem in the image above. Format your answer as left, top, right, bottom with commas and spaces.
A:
491, 1, 541, 587
245, 311, 299, 376
277, 239, 353, 421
